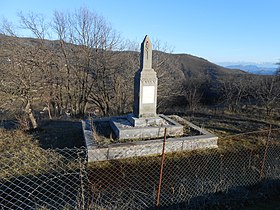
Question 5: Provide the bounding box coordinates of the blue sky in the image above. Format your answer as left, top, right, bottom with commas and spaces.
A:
1, 0, 280, 65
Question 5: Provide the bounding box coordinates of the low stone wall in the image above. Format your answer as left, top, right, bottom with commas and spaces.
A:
82, 116, 218, 162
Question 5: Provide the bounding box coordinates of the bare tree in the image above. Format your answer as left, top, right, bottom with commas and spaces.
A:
0, 11, 60, 128
0, 17, 17, 36
219, 75, 251, 112
151, 40, 184, 111
53, 8, 123, 116
184, 77, 205, 113
19, 12, 60, 121
253, 76, 280, 116
0, 7, 186, 120
18, 11, 49, 40
110, 50, 137, 115
0, 37, 41, 128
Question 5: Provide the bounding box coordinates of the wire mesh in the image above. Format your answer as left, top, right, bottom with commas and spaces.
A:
86, 145, 280, 209
0, 147, 88, 209
1, 139, 280, 209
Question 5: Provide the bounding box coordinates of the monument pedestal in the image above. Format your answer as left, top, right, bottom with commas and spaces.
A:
134, 69, 158, 118
127, 114, 166, 127
110, 114, 184, 140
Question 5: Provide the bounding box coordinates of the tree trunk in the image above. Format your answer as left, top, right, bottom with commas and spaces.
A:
47, 101, 52, 119
25, 101, 38, 129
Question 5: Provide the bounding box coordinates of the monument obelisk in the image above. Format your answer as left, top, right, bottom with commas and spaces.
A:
110, 35, 184, 139
134, 35, 158, 117
129, 35, 160, 126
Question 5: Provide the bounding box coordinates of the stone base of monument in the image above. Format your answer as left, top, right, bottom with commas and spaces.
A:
110, 114, 183, 140
82, 115, 218, 162
127, 114, 166, 127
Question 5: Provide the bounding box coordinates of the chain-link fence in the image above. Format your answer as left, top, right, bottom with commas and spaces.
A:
87, 144, 280, 209
1, 134, 280, 209
0, 147, 88, 209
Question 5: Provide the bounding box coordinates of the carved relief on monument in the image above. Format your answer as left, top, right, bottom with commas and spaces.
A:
141, 35, 152, 69
145, 40, 149, 60
141, 79, 156, 85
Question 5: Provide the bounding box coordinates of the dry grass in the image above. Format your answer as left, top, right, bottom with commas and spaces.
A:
185, 111, 280, 150
0, 119, 87, 180
0, 128, 64, 179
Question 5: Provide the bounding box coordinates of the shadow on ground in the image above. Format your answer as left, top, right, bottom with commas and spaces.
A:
34, 120, 85, 149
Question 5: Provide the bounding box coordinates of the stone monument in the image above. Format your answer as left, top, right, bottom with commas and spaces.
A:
134, 35, 157, 118
128, 35, 163, 127
110, 35, 184, 139
83, 35, 218, 161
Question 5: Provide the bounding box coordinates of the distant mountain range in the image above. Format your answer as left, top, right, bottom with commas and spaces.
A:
217, 62, 278, 75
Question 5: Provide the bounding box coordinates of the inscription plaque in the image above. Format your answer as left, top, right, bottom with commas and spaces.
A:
142, 86, 155, 104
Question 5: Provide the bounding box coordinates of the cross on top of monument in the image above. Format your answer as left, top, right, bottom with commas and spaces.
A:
140, 35, 152, 70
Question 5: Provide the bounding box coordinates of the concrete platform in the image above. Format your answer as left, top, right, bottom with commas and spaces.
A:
82, 115, 218, 162
110, 114, 183, 140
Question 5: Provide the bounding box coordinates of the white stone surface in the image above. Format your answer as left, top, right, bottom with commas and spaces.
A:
142, 86, 155, 104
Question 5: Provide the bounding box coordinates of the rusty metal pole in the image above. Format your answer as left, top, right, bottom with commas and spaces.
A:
156, 127, 167, 209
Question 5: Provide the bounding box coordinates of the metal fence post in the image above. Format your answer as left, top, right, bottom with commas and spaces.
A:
156, 127, 167, 209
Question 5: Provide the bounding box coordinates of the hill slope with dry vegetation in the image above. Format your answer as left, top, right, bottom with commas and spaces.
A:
0, 8, 279, 127
0, 34, 249, 121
